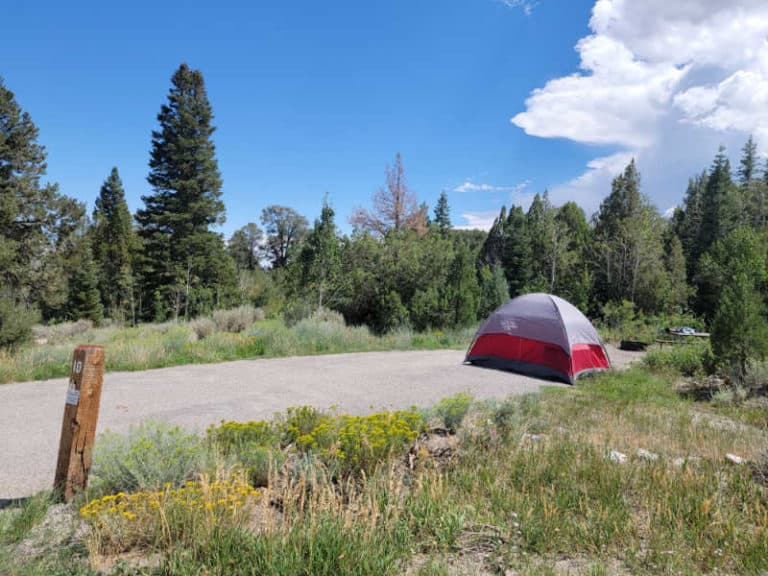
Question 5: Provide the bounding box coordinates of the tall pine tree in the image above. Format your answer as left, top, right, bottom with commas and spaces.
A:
65, 232, 104, 324
445, 240, 480, 327
702, 227, 768, 379
553, 201, 591, 309
92, 167, 135, 321
738, 135, 758, 186
503, 206, 533, 298
698, 146, 741, 258
292, 198, 343, 311
478, 206, 507, 268
0, 77, 84, 313
136, 64, 238, 320
526, 191, 558, 292
433, 190, 451, 235
591, 160, 668, 312
694, 146, 743, 317
672, 171, 707, 279
738, 136, 768, 230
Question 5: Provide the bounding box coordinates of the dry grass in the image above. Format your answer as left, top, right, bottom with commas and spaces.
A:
4, 369, 766, 575
0, 314, 472, 384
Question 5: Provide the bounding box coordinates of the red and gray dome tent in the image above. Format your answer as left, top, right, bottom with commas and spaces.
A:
465, 293, 610, 384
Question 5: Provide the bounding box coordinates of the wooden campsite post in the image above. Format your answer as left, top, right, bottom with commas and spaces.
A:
53, 345, 105, 502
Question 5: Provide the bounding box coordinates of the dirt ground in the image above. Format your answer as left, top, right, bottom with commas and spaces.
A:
0, 345, 641, 499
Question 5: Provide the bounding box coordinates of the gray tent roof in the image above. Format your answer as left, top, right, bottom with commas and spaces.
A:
476, 293, 604, 354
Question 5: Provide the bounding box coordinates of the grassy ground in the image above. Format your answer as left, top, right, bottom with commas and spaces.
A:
0, 310, 474, 384
1, 366, 766, 575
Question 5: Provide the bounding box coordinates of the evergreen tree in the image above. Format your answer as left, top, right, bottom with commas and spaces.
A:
553, 201, 591, 309
662, 233, 690, 313
228, 223, 262, 271
260, 205, 308, 268
0, 77, 84, 315
478, 207, 507, 268
445, 240, 480, 327
739, 137, 768, 230
0, 294, 39, 350
698, 146, 741, 258
478, 265, 509, 318
65, 234, 104, 324
419, 201, 431, 230
745, 180, 768, 231
293, 199, 342, 310
765, 155, 768, 186
433, 190, 451, 235
703, 228, 768, 380
92, 167, 135, 321
738, 135, 758, 186
672, 172, 707, 279
693, 146, 743, 317
526, 191, 559, 291
135, 64, 238, 320
594, 159, 643, 238
591, 160, 668, 312
336, 231, 381, 329
378, 290, 409, 332
502, 206, 533, 298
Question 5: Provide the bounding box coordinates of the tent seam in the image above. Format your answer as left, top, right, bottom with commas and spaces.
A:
548, 295, 573, 381
548, 295, 571, 354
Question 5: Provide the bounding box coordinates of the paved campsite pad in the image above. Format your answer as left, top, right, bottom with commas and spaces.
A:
0, 345, 641, 498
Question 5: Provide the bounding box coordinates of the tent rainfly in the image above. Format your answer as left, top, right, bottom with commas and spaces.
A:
465, 293, 610, 384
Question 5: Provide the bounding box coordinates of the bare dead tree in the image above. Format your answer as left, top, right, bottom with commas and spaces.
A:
350, 153, 427, 236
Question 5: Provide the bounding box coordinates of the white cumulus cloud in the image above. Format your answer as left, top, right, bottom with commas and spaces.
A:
550, 151, 636, 210
455, 210, 501, 231
511, 0, 768, 211
512, 34, 687, 148
453, 179, 531, 194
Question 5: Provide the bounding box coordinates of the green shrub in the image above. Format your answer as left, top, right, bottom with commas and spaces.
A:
433, 392, 473, 431
379, 291, 410, 333
291, 316, 371, 353
282, 299, 315, 327
742, 360, 768, 395
207, 420, 280, 453
492, 394, 542, 433
597, 303, 704, 344
32, 319, 94, 345
0, 295, 39, 351
643, 342, 715, 376
90, 421, 211, 495
335, 411, 424, 475
212, 305, 263, 333
80, 473, 260, 555
310, 307, 345, 325
206, 420, 283, 486
275, 407, 426, 476
239, 444, 284, 487
279, 406, 335, 447
189, 316, 215, 340
711, 386, 749, 406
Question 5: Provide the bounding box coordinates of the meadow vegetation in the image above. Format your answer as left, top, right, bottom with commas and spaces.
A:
0, 307, 473, 384
2, 366, 766, 575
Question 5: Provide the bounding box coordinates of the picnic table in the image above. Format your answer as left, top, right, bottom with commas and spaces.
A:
655, 328, 710, 347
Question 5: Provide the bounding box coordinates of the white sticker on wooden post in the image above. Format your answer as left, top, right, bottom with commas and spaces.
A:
53, 345, 105, 502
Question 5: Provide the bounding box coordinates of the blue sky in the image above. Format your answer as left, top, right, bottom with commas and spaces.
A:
3, 0, 767, 235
